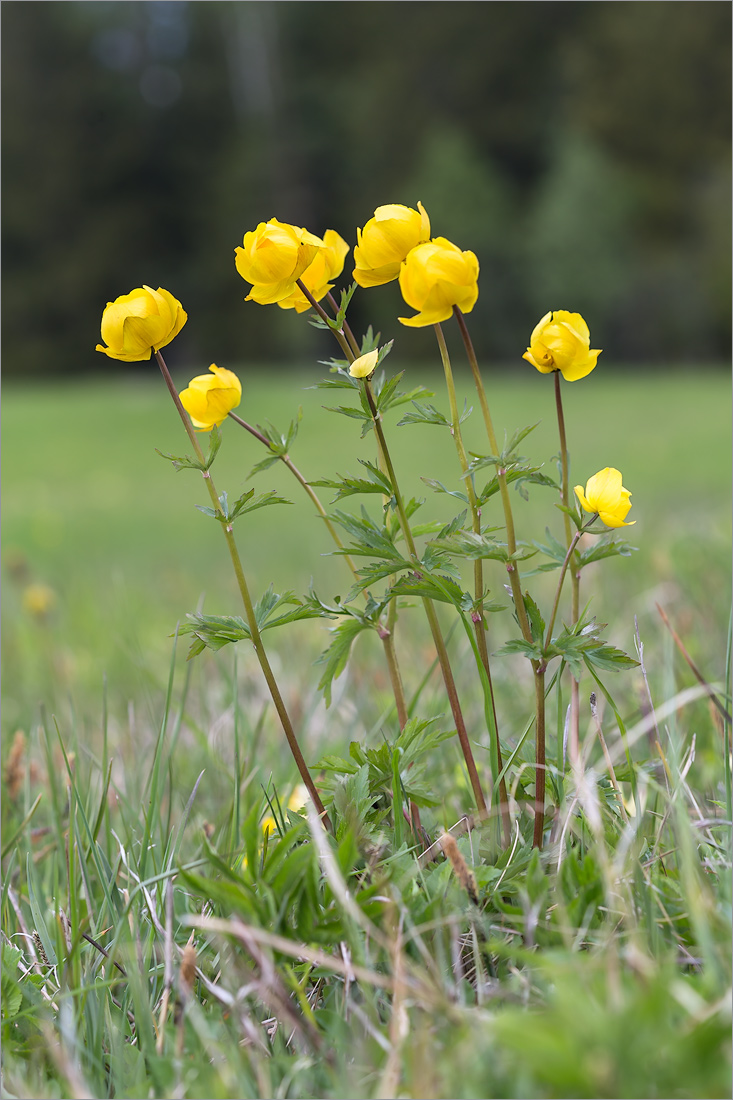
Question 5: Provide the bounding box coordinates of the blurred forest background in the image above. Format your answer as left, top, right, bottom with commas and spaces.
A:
2, 0, 731, 378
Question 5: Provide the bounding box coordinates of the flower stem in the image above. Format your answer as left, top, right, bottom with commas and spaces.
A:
326, 291, 361, 358
453, 307, 547, 847
297, 280, 353, 360
155, 351, 332, 832
433, 323, 510, 843
227, 410, 409, 731
554, 372, 581, 762
361, 377, 488, 818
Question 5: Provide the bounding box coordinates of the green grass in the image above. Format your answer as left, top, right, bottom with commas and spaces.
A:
2, 366, 731, 1098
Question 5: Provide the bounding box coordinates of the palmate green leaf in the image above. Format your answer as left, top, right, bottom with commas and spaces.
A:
422, 478, 470, 504
549, 616, 640, 678
180, 590, 327, 659
397, 400, 450, 428
428, 530, 508, 562
532, 528, 568, 568
316, 616, 375, 707
156, 424, 223, 473
195, 488, 292, 523
247, 410, 302, 477
523, 591, 546, 644
310, 460, 394, 504
476, 467, 558, 506
495, 637, 545, 663
387, 571, 471, 609
330, 507, 402, 559
577, 531, 638, 567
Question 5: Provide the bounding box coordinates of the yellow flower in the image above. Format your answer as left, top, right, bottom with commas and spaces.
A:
96, 286, 187, 362
179, 365, 242, 430
353, 202, 431, 287
235, 218, 325, 305
349, 349, 379, 379
523, 310, 601, 381
574, 467, 635, 527
277, 229, 350, 312
398, 238, 479, 327
22, 583, 57, 618
261, 785, 310, 838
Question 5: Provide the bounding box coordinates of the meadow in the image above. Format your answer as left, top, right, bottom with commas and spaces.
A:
2, 366, 731, 1098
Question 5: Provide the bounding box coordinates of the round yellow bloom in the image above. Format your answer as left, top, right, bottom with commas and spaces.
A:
96, 286, 187, 362
179, 364, 242, 431
235, 218, 325, 305
261, 785, 310, 838
277, 229, 350, 312
352, 202, 431, 287
22, 583, 57, 618
349, 349, 379, 379
398, 238, 479, 327
523, 310, 601, 381
574, 467, 634, 527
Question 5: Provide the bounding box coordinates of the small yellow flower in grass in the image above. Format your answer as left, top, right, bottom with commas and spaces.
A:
22, 583, 57, 618
179, 365, 242, 430
349, 349, 379, 379
261, 784, 310, 839
353, 201, 431, 287
575, 467, 635, 527
523, 310, 601, 381
96, 286, 187, 361
235, 218, 325, 305
398, 238, 479, 327
277, 229, 350, 312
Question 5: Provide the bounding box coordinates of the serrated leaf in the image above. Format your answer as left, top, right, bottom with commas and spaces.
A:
429, 530, 508, 561
388, 571, 468, 608
577, 534, 638, 567
495, 638, 545, 662
156, 448, 206, 473
230, 490, 292, 520
583, 645, 639, 672
397, 401, 450, 428
421, 478, 469, 504
316, 617, 374, 706
523, 591, 546, 643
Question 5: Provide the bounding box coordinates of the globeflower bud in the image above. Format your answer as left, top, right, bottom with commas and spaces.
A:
353, 202, 430, 288
235, 218, 325, 305
398, 238, 479, 327
96, 286, 187, 362
179, 364, 242, 431
523, 311, 601, 382
574, 467, 634, 528
277, 229, 350, 312
349, 349, 379, 379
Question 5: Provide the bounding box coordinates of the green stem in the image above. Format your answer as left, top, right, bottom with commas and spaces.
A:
297, 279, 353, 360
361, 377, 488, 818
233, 413, 410, 731
155, 351, 332, 832
326, 291, 361, 358
453, 307, 547, 846
543, 522, 595, 651
554, 372, 581, 759
433, 323, 510, 843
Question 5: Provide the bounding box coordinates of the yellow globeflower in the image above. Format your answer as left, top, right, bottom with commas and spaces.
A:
22, 583, 57, 618
574, 468, 635, 528
235, 218, 324, 305
349, 349, 379, 378
277, 229, 350, 312
179, 365, 242, 431
523, 310, 601, 381
262, 785, 310, 838
398, 238, 479, 327
353, 201, 431, 287
96, 286, 187, 362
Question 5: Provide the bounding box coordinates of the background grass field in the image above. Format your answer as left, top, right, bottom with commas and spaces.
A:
2, 366, 731, 1099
